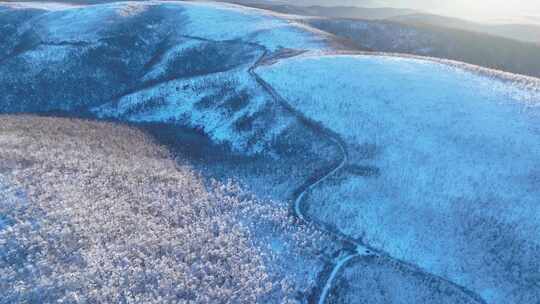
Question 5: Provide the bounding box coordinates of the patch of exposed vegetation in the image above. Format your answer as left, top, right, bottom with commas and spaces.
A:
0, 115, 281, 303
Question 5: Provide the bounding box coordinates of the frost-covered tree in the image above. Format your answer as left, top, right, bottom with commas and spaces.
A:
0, 115, 282, 303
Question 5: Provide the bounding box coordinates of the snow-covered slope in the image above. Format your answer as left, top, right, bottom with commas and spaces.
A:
2, 2, 540, 303
19, 1, 327, 51
257, 54, 540, 303
306, 18, 540, 78
0, 1, 329, 154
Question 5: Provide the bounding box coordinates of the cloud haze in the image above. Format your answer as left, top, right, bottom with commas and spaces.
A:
398, 0, 540, 18
287, 0, 540, 21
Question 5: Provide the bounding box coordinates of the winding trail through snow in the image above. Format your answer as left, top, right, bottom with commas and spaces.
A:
0, 17, 488, 301
248, 46, 487, 304
318, 252, 357, 304
248, 48, 377, 304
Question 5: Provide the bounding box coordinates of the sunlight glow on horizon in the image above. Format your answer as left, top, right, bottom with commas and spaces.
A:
292, 0, 540, 23
410, 0, 540, 21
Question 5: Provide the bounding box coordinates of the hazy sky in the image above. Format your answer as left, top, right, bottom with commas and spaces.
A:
290, 0, 540, 21
396, 0, 540, 19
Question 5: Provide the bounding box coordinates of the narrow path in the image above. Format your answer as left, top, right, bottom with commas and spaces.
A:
248, 49, 376, 304
318, 253, 357, 304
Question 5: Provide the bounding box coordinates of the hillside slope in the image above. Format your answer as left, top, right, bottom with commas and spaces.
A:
0, 115, 272, 303
0, 115, 343, 303
216, 1, 540, 45
1, 2, 540, 304
257, 54, 540, 303
306, 18, 540, 78
0, 1, 329, 155
390, 13, 540, 45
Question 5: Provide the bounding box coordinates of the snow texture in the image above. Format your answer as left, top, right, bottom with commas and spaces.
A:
258, 54, 540, 303
8, 1, 328, 51
161, 1, 328, 52
94, 67, 294, 154
0, 1, 325, 155
0, 174, 26, 231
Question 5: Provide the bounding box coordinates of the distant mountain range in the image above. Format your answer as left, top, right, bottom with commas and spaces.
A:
216, 0, 540, 78
391, 13, 540, 45
9, 0, 540, 45
224, 1, 540, 45
223, 1, 419, 20
308, 17, 540, 78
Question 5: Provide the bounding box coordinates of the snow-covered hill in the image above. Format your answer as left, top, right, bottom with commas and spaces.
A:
257, 54, 540, 303
1, 1, 540, 304
306, 18, 540, 78
0, 1, 330, 154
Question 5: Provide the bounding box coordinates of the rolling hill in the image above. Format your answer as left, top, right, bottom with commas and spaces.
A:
306, 17, 540, 78
223, 1, 540, 45
390, 13, 540, 45
257, 54, 540, 303
1, 1, 539, 303
217, 1, 540, 78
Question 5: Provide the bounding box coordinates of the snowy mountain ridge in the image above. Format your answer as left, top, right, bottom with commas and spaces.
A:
0, 1, 332, 154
